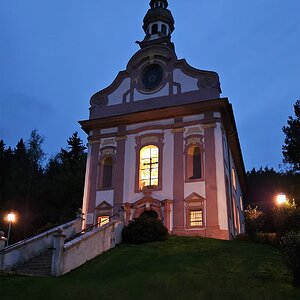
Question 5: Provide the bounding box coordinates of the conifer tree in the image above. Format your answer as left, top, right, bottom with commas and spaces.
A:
283, 100, 300, 172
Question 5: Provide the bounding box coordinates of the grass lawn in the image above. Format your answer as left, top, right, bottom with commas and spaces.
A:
0, 236, 299, 300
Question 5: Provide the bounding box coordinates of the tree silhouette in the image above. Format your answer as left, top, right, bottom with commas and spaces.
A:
283, 100, 300, 172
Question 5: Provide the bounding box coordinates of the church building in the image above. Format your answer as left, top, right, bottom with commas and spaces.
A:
80, 0, 246, 240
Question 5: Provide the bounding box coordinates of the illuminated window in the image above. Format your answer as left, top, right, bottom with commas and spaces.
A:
97, 216, 109, 226
232, 197, 237, 231
231, 168, 237, 190
240, 195, 243, 211
237, 209, 241, 233
139, 145, 159, 189
190, 210, 203, 227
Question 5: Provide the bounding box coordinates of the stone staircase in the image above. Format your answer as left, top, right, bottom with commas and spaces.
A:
14, 249, 53, 277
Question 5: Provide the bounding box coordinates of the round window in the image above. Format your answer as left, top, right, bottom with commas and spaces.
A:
141, 64, 163, 90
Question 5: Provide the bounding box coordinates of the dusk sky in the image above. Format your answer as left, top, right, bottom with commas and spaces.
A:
1, 0, 299, 171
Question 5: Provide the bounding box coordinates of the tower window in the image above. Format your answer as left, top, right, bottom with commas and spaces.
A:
161, 24, 167, 35
152, 24, 158, 35
139, 145, 159, 189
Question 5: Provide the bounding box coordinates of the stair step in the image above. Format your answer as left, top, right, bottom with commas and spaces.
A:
14, 250, 53, 277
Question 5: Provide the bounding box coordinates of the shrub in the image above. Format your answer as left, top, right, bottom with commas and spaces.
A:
255, 232, 279, 246
122, 214, 168, 244
280, 231, 300, 287
236, 232, 279, 246
236, 233, 250, 241
273, 202, 300, 238
244, 205, 264, 240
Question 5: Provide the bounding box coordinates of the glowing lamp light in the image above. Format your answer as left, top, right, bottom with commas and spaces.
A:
7, 212, 16, 223
276, 193, 287, 205
6, 212, 16, 247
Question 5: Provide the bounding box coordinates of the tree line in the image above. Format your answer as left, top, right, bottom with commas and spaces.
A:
245, 100, 300, 218
0, 131, 87, 244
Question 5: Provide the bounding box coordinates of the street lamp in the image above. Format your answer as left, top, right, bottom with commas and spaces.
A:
276, 193, 287, 205
6, 212, 16, 247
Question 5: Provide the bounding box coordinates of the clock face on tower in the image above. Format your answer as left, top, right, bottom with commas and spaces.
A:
141, 64, 164, 91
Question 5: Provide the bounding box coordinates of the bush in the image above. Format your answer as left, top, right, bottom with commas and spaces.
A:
255, 232, 279, 246
122, 214, 168, 244
236, 232, 279, 246
273, 202, 300, 238
236, 233, 250, 241
244, 205, 265, 240
280, 231, 300, 287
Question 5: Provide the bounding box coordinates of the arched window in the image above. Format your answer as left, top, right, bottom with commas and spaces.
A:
152, 24, 158, 35
185, 144, 203, 182
191, 146, 201, 179
161, 24, 167, 35
101, 156, 113, 188
139, 145, 159, 189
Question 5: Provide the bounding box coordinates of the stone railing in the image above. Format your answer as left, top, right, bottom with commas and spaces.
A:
51, 219, 124, 276
0, 218, 83, 272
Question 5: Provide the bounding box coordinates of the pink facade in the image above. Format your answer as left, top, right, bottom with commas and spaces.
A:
79, 0, 246, 240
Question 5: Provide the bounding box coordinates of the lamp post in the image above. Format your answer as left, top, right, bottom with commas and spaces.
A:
276, 193, 287, 205
6, 212, 16, 247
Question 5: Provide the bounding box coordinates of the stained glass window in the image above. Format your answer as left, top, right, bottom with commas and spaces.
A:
140, 145, 159, 189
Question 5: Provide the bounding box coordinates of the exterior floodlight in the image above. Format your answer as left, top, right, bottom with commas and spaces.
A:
7, 212, 16, 223
276, 193, 287, 205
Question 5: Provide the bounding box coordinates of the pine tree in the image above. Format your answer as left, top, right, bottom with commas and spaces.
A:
283, 100, 300, 172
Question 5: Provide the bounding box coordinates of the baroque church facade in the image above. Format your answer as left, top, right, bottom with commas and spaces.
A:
80, 0, 246, 240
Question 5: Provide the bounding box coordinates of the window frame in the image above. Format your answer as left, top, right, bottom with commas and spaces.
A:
97, 147, 116, 191
135, 133, 164, 193
185, 193, 205, 229
184, 135, 205, 183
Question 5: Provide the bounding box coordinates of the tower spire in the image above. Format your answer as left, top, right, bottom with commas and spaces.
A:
138, 0, 175, 50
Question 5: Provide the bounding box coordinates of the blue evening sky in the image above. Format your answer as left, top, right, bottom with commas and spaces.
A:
0, 0, 299, 171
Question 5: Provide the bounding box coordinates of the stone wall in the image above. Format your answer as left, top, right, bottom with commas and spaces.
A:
52, 219, 124, 276
0, 218, 82, 272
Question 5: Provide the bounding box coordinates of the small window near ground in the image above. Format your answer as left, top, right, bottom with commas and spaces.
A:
98, 216, 109, 226
190, 210, 203, 226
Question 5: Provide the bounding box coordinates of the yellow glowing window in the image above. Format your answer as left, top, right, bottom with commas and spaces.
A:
140, 145, 159, 189
232, 168, 237, 190
190, 210, 203, 226
240, 195, 243, 211
98, 216, 109, 226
